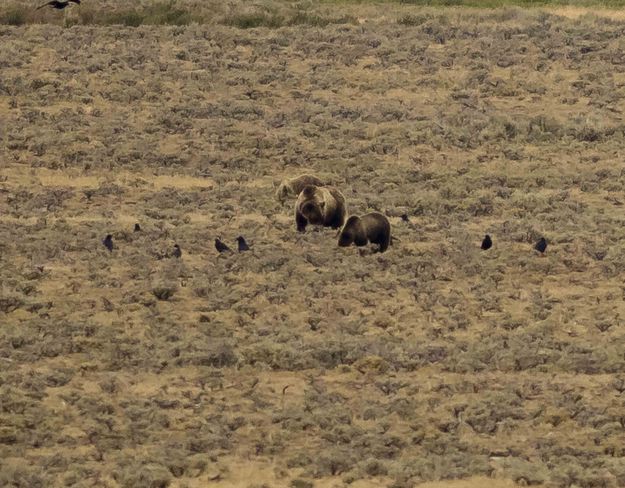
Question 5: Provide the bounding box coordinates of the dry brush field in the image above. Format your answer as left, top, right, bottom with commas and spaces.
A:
2, 3, 625, 487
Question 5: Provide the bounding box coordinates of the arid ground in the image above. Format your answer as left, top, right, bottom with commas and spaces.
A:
2, 2, 625, 487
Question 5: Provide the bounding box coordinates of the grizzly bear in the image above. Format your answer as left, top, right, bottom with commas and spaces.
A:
294, 185, 347, 232
337, 212, 391, 253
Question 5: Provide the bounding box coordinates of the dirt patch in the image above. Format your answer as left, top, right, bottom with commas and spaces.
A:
547, 6, 625, 19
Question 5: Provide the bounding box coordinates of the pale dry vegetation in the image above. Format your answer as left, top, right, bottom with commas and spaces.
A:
1, 4, 625, 488
0, 0, 361, 28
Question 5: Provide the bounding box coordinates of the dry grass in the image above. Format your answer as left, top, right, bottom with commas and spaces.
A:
0, 1, 361, 27
2, 3, 625, 488
5, 0, 625, 27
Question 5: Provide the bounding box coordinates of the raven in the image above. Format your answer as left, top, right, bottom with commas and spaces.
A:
38, 0, 81, 10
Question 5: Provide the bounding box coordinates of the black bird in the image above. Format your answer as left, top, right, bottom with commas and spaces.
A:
481, 235, 492, 251
172, 244, 182, 259
400, 214, 410, 223
236, 236, 250, 252
37, 0, 81, 10
534, 237, 547, 254
133, 223, 141, 232
102, 234, 113, 252
215, 238, 231, 253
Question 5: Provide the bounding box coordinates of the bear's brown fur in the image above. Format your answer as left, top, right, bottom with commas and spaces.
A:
294, 185, 347, 232
276, 174, 325, 205
337, 212, 391, 253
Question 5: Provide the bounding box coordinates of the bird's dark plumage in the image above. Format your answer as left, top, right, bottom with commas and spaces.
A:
236, 236, 250, 252
172, 244, 182, 258
102, 234, 113, 252
535, 237, 547, 254
215, 238, 231, 253
481, 235, 492, 251
37, 0, 80, 10
133, 223, 141, 232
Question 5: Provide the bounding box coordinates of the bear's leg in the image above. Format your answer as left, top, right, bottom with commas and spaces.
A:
296, 211, 308, 232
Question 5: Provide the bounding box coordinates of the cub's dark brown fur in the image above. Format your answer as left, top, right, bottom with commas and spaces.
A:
295, 185, 346, 232
338, 212, 391, 252
276, 174, 325, 205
